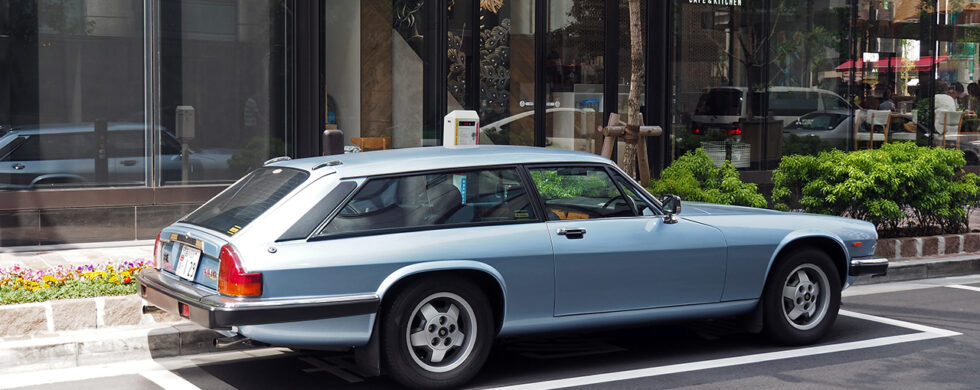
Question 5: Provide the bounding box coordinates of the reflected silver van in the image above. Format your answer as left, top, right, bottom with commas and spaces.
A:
690, 86, 852, 136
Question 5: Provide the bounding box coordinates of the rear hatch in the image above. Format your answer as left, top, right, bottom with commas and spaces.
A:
156, 166, 310, 292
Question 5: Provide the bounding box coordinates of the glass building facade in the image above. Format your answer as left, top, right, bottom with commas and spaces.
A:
0, 0, 976, 245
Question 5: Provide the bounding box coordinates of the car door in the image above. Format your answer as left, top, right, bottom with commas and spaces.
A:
108, 129, 146, 185
1, 132, 94, 188
526, 165, 728, 316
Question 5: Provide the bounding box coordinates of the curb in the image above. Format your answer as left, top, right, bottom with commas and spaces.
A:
853, 254, 980, 285
0, 323, 244, 374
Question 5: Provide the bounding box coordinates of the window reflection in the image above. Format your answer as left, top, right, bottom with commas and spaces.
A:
0, 0, 145, 190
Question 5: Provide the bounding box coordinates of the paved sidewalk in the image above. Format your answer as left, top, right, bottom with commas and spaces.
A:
0, 241, 977, 373
0, 240, 154, 270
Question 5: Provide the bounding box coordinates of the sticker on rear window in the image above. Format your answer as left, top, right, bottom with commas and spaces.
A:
227, 225, 242, 235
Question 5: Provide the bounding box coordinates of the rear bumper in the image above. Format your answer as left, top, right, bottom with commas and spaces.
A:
849, 256, 889, 277
137, 268, 380, 330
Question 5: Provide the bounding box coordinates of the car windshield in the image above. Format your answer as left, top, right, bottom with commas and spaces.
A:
181, 167, 309, 236
695, 89, 742, 116
785, 113, 847, 131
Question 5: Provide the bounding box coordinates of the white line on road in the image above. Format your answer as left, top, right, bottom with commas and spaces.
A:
947, 284, 980, 293
478, 310, 961, 390
0, 348, 290, 389
140, 370, 203, 390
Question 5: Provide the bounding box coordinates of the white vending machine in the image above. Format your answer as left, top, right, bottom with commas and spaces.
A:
443, 110, 480, 146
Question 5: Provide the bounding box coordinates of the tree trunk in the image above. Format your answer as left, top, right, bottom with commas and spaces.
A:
621, 0, 644, 179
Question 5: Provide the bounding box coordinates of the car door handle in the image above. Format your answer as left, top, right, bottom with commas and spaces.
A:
556, 228, 587, 238
120, 160, 137, 166
12, 163, 24, 170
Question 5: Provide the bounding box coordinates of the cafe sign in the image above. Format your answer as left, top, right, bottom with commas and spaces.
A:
687, 0, 743, 5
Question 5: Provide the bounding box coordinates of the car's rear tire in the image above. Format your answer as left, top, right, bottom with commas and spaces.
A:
381, 277, 493, 389
762, 248, 841, 345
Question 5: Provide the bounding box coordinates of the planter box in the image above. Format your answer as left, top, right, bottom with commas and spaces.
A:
0, 295, 180, 339
874, 232, 980, 259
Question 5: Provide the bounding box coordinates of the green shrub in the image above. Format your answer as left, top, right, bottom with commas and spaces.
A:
772, 143, 980, 236
648, 148, 767, 208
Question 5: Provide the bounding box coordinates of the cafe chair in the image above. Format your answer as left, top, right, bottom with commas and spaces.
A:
854, 110, 890, 149
935, 110, 964, 148
351, 136, 392, 151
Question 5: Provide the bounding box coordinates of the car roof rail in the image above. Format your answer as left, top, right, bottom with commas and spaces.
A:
263, 156, 292, 166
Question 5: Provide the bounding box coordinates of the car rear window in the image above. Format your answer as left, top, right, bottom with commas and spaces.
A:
695, 89, 742, 116
182, 167, 309, 236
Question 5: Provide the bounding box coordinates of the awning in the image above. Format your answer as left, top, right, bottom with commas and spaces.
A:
835, 56, 949, 72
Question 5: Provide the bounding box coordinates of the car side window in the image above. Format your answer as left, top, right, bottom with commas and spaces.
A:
9, 133, 94, 161
0, 136, 28, 161
528, 166, 634, 221
161, 132, 181, 155
610, 173, 658, 216
7, 135, 40, 161
318, 167, 536, 236
769, 91, 819, 116
108, 130, 144, 158
821, 93, 849, 111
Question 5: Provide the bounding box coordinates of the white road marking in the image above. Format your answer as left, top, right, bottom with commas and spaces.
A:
844, 274, 980, 297
140, 370, 203, 390
0, 348, 289, 389
479, 310, 961, 390
947, 284, 980, 293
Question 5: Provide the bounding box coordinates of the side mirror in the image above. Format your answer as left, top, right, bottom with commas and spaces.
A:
661, 195, 681, 224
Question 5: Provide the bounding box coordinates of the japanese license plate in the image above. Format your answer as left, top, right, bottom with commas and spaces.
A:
175, 245, 202, 281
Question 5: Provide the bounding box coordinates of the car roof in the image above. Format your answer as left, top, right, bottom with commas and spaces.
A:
701, 86, 842, 95
2, 122, 155, 136
270, 145, 613, 178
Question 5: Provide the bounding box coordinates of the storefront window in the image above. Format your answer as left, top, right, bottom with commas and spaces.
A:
672, 0, 849, 169
476, 0, 536, 147
157, 0, 288, 185
0, 0, 145, 190
544, 0, 606, 153
323, 0, 426, 150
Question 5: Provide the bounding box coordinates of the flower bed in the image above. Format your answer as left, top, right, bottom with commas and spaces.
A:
0, 260, 152, 305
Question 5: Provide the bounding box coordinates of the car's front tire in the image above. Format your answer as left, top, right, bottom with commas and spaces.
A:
762, 248, 841, 345
381, 278, 493, 389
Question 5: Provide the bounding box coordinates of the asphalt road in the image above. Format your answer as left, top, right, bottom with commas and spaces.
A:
5, 274, 980, 390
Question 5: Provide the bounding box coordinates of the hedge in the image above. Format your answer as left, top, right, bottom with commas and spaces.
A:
647, 148, 768, 208
772, 143, 980, 237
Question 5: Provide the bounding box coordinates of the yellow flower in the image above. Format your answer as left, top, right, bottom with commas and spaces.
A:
109, 276, 119, 284
119, 271, 131, 278
12, 285, 18, 290
41, 284, 50, 289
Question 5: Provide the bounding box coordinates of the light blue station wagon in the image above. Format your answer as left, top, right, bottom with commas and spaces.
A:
138, 145, 888, 389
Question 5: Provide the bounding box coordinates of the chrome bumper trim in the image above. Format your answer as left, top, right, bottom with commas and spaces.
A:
849, 257, 889, 277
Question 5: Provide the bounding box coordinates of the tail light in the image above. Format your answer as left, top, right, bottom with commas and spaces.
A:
218, 244, 262, 297
153, 232, 162, 269
729, 128, 742, 135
